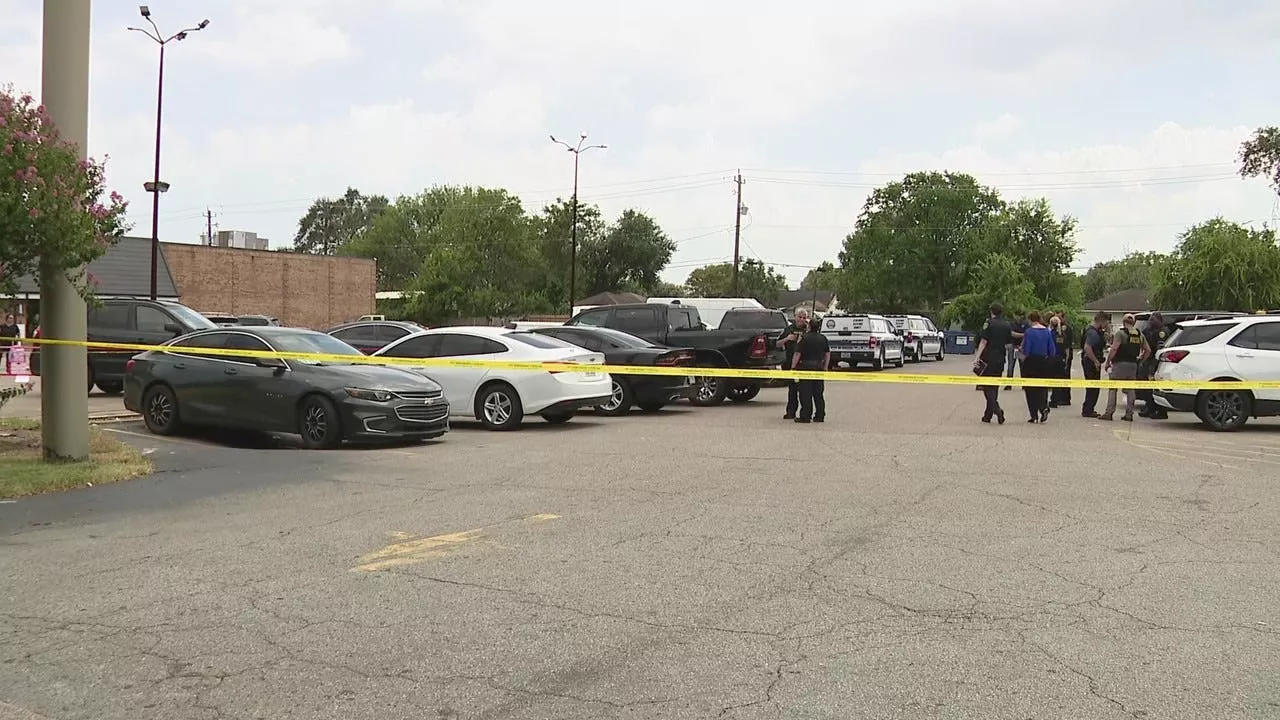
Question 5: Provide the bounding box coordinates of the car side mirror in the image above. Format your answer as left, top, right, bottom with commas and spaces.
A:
256, 356, 287, 369
164, 323, 184, 337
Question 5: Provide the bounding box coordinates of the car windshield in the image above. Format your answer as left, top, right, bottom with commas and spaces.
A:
268, 331, 365, 363
720, 311, 787, 330
164, 303, 217, 330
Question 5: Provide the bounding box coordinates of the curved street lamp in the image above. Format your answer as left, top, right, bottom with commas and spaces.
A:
128, 6, 209, 300
550, 132, 606, 315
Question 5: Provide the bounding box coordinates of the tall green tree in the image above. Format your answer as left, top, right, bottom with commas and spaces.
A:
343, 186, 465, 291
292, 187, 388, 255
974, 198, 1078, 303
800, 261, 838, 291
941, 253, 1040, 332
1239, 126, 1280, 197
685, 259, 788, 305
1150, 218, 1280, 312
837, 171, 1005, 311
579, 209, 677, 295
531, 198, 606, 307
1081, 251, 1164, 303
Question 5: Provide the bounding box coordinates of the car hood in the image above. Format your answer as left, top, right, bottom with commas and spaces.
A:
324, 362, 442, 392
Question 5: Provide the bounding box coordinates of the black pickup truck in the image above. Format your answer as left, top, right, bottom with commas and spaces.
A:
566, 302, 784, 405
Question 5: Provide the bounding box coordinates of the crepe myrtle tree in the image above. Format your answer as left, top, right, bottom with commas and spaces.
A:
0, 87, 130, 296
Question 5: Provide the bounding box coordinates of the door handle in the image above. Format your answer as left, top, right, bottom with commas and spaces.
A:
173, 363, 186, 370
224, 368, 238, 375
1235, 352, 1255, 358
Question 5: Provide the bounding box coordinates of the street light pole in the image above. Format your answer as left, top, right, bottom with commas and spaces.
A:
128, 6, 208, 300
550, 133, 606, 316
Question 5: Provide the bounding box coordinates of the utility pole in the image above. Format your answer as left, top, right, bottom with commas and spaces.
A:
206, 208, 213, 245
550, 133, 607, 315
39, 0, 92, 461
731, 171, 744, 295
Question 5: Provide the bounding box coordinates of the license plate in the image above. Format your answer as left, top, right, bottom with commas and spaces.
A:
583, 371, 601, 379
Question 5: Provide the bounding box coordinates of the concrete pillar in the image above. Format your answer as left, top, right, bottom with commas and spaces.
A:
39, 0, 92, 461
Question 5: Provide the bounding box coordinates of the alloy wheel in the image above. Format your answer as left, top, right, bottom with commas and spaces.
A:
600, 381, 626, 412
484, 391, 513, 426
303, 404, 329, 442
147, 391, 174, 429
1205, 391, 1245, 428
698, 377, 719, 401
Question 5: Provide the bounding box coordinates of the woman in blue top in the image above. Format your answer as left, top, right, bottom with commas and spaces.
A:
1019, 311, 1058, 423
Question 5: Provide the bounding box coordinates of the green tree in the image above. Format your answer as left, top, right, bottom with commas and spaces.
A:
292, 187, 388, 255
685, 259, 788, 305
800, 261, 838, 291
530, 198, 607, 308
974, 198, 1078, 302
649, 281, 688, 297
1239, 126, 1280, 197
579, 209, 677, 295
837, 171, 1005, 312
344, 186, 469, 291
1081, 251, 1164, 303
941, 253, 1039, 332
1150, 218, 1280, 312
0, 87, 129, 297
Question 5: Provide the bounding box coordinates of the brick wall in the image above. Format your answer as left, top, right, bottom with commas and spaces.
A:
162, 244, 376, 329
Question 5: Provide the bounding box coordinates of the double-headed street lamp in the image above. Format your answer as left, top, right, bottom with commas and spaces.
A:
128, 6, 208, 300
550, 132, 606, 315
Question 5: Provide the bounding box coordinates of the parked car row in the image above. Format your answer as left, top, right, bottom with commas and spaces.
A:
819, 313, 944, 370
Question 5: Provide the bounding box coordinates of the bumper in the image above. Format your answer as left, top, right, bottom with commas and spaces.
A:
830, 349, 875, 362
631, 374, 697, 403
343, 398, 451, 440
1153, 390, 1196, 413
540, 395, 612, 415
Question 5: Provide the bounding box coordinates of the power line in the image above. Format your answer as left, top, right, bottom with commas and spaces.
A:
741, 161, 1239, 177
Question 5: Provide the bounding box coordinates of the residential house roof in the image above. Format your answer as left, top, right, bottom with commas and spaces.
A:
1083, 288, 1150, 312
577, 291, 647, 306
9, 236, 179, 298
776, 289, 835, 311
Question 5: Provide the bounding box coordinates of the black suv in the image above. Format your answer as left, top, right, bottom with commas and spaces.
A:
32, 298, 216, 395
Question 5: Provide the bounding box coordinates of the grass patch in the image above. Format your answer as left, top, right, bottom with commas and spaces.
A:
0, 419, 152, 499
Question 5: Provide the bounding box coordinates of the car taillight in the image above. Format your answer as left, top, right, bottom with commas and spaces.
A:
125, 359, 136, 373
749, 335, 767, 359
1160, 349, 1189, 364
656, 351, 695, 366
905, 333, 914, 343
869, 336, 878, 347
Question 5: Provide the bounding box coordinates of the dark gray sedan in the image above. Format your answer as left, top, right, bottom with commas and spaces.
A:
123, 327, 449, 448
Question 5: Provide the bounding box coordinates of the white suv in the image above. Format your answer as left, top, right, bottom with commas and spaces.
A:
885, 314, 945, 362
1152, 315, 1280, 431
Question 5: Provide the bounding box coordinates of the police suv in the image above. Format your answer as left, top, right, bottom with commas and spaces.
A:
822, 313, 905, 370
885, 314, 946, 362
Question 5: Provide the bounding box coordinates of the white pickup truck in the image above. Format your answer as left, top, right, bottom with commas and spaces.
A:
821, 313, 905, 370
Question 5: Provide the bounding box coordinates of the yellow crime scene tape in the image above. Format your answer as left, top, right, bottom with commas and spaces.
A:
18, 336, 1280, 391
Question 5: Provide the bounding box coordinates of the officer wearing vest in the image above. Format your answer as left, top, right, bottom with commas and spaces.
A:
778, 309, 810, 420
1100, 313, 1149, 422
1137, 312, 1169, 419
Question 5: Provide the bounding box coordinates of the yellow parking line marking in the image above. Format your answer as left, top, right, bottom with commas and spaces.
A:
351, 513, 559, 573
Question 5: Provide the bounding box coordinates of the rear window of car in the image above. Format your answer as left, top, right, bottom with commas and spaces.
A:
1166, 323, 1236, 347
506, 332, 578, 349
719, 311, 787, 331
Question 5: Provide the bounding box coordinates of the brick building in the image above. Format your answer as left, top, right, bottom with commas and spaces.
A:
5, 237, 375, 330
162, 242, 375, 329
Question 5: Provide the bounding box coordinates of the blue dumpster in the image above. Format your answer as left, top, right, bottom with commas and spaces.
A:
945, 330, 976, 355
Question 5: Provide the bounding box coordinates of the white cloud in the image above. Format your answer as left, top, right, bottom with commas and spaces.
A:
3, 0, 1278, 287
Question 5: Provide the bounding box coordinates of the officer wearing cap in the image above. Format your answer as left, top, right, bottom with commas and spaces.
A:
1137, 312, 1169, 419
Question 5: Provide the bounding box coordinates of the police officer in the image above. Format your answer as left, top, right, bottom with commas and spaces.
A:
792, 317, 831, 423
1101, 313, 1149, 422
973, 303, 1013, 424
1137, 312, 1169, 419
778, 309, 809, 420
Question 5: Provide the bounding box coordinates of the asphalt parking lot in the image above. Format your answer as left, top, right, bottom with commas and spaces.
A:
2, 358, 1278, 720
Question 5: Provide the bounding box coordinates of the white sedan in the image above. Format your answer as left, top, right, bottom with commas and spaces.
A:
371, 326, 612, 430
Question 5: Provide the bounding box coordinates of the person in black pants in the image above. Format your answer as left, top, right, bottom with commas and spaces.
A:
972, 303, 1012, 424
1079, 312, 1108, 418
1019, 311, 1058, 423
778, 309, 809, 420
792, 318, 830, 423
1137, 312, 1169, 419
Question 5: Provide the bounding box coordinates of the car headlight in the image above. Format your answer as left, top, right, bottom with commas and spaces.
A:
345, 387, 393, 402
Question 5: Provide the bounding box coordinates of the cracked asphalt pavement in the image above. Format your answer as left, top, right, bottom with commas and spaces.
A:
2, 358, 1278, 719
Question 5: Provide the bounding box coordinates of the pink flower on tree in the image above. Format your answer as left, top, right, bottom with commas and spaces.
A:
29, 207, 40, 218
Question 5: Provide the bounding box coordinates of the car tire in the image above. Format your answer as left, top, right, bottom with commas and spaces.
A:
914, 342, 923, 363
542, 412, 574, 425
637, 401, 666, 412
872, 349, 885, 371
935, 343, 945, 361
96, 380, 124, 396
894, 349, 905, 368
476, 382, 524, 431
142, 383, 181, 436
689, 373, 728, 407
728, 384, 761, 403
298, 394, 343, 449
1195, 390, 1251, 432
595, 378, 633, 417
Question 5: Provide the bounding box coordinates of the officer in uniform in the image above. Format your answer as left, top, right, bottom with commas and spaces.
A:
1137, 312, 1169, 419
778, 309, 809, 420
1101, 313, 1149, 422
973, 303, 1013, 424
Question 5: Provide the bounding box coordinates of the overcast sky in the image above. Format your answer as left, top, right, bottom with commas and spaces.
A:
4, 0, 1278, 286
